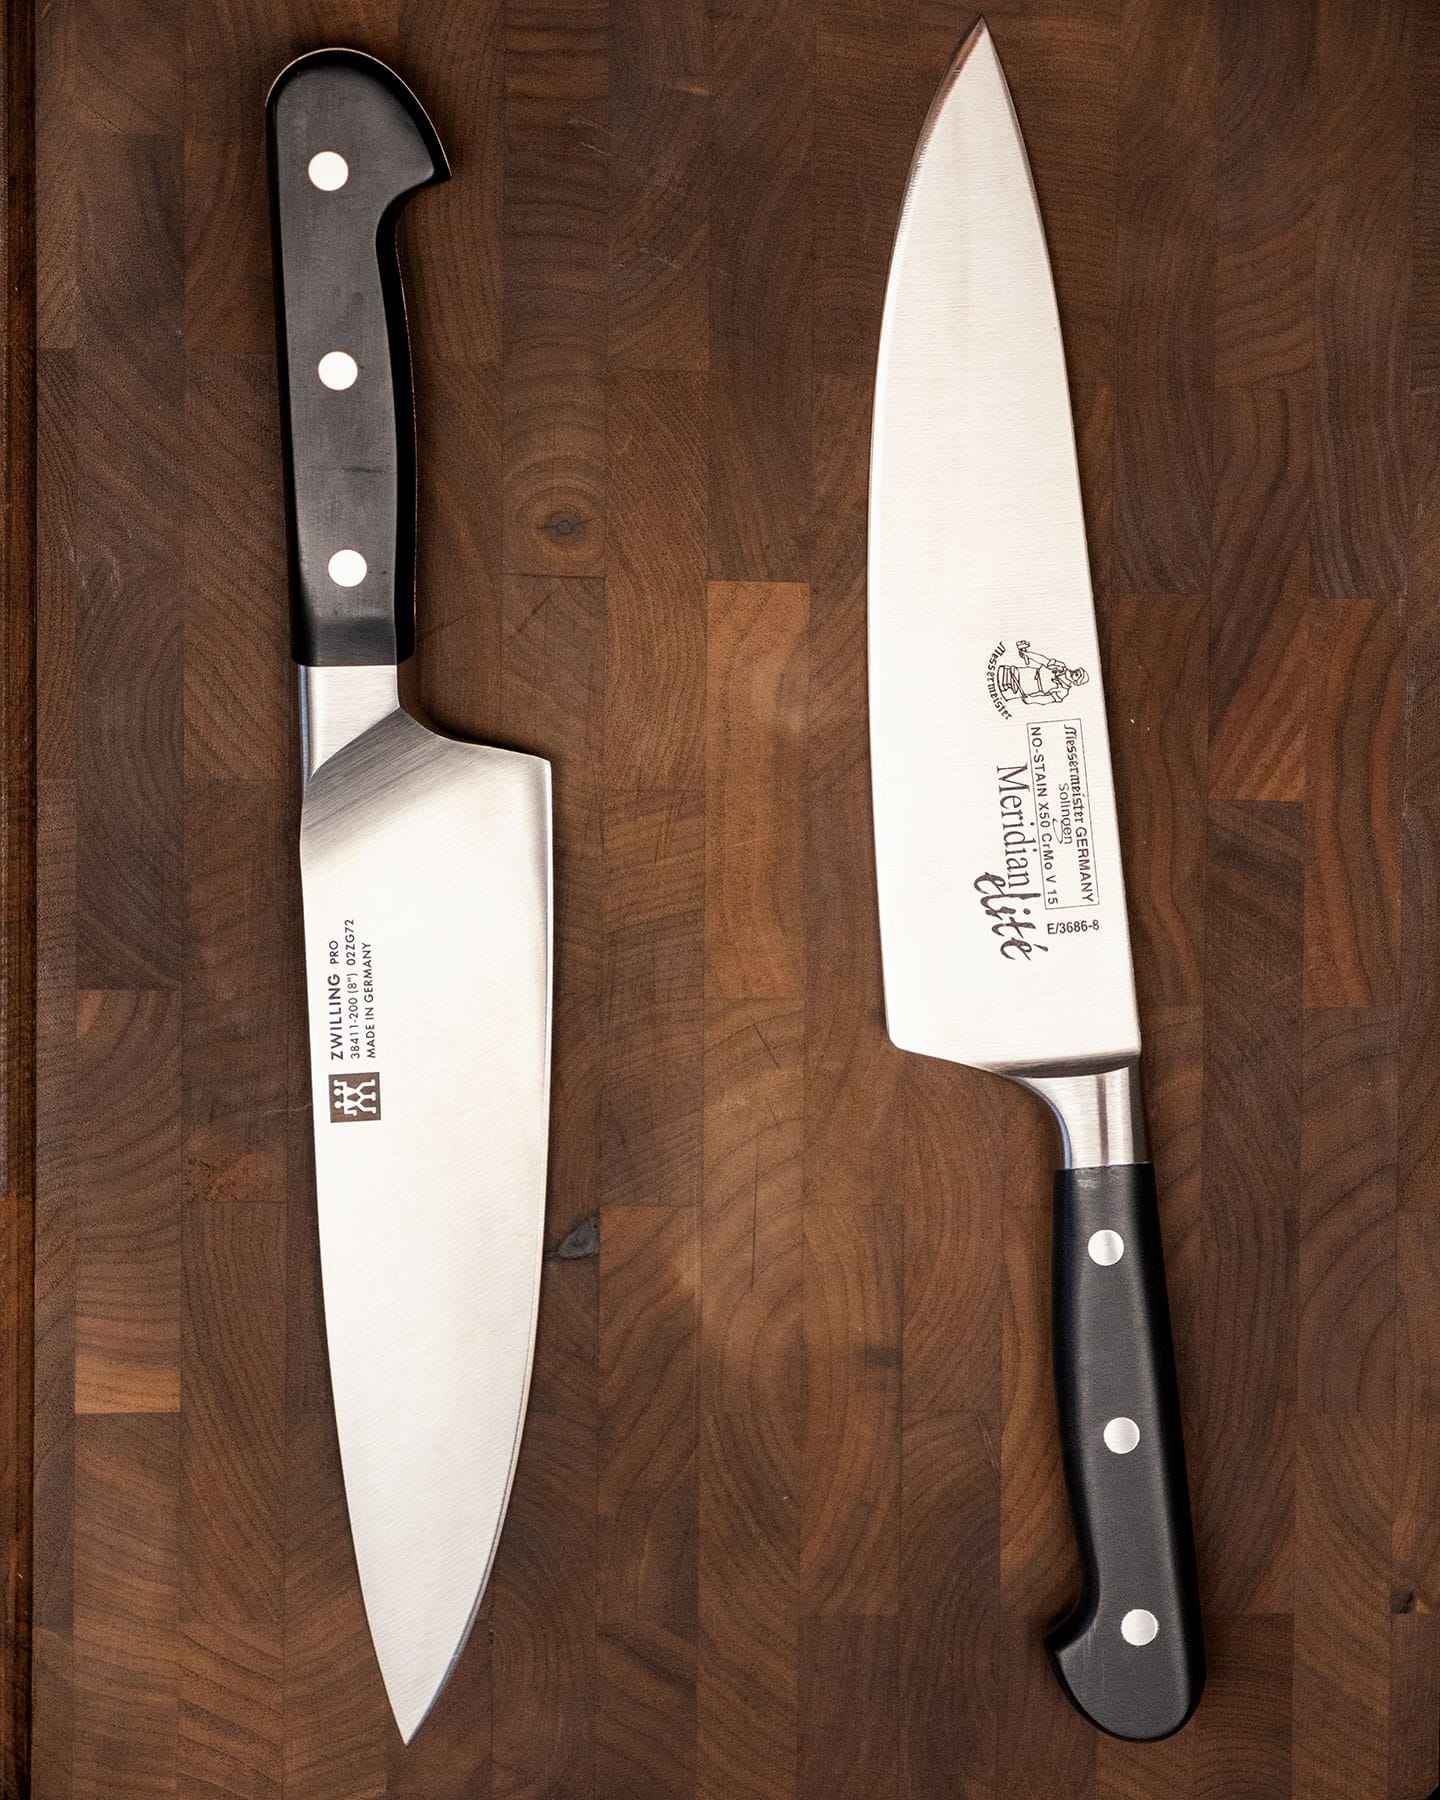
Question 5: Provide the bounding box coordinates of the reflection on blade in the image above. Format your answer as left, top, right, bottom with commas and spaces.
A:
869, 19, 1139, 1079
302, 706, 552, 1739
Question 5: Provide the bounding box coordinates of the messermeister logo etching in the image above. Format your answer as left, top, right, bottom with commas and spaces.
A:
985, 638, 1089, 720
974, 720, 1100, 959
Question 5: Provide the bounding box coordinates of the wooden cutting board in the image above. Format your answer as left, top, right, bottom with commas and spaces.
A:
3, 0, 1439, 1794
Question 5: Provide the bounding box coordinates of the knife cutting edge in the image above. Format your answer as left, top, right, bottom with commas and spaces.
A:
267, 50, 553, 1741
868, 20, 1204, 1739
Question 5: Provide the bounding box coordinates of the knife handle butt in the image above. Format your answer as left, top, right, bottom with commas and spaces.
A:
267, 49, 448, 667
1046, 1162, 1204, 1741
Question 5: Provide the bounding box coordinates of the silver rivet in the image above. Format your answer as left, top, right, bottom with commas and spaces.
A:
308, 151, 349, 191
1121, 1609, 1158, 1646
317, 351, 359, 390
1104, 1417, 1140, 1455
1088, 1230, 1125, 1266
327, 549, 367, 587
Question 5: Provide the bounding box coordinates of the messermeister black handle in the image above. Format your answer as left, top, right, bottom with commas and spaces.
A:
1046, 1163, 1205, 1741
267, 50, 448, 666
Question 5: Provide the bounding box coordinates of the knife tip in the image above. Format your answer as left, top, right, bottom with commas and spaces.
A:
376, 1633, 455, 1746
376, 1602, 482, 1746
951, 13, 1011, 96
953, 14, 999, 78
391, 1683, 440, 1746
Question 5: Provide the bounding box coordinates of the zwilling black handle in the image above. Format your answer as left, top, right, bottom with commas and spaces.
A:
267, 50, 448, 666
1046, 1163, 1204, 1741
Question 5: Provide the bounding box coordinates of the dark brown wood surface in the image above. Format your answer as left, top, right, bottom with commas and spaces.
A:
7, 0, 1440, 1793
2, 0, 36, 1790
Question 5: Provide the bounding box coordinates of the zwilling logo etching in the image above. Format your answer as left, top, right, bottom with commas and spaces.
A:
985, 638, 1089, 720
329, 1072, 381, 1123
325, 919, 381, 1062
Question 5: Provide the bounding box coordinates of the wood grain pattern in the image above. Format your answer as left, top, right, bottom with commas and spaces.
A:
9, 1, 1440, 1794
72, 1414, 179, 1798
503, 0, 607, 577
1313, 0, 1411, 602
1209, 383, 1308, 805
1113, 0, 1214, 596
1, 0, 35, 1788
709, 0, 813, 580
609, 0, 708, 374
698, 1000, 802, 1799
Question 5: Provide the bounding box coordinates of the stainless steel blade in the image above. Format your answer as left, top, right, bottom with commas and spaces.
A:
300, 668, 551, 1742
867, 30, 1206, 1729
870, 21, 1140, 1104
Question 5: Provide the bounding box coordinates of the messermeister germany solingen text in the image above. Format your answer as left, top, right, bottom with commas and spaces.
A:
974, 718, 1101, 961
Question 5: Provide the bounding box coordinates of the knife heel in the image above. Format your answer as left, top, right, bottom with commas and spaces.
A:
1046, 1162, 1205, 1741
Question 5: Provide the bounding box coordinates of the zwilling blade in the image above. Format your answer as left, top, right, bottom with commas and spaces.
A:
869, 20, 1204, 1740
268, 51, 552, 1742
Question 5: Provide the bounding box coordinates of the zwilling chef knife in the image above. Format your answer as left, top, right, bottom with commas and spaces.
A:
267, 50, 552, 1741
869, 21, 1203, 1740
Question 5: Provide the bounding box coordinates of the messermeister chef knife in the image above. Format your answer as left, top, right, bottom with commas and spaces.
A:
267, 50, 552, 1741
869, 21, 1203, 1741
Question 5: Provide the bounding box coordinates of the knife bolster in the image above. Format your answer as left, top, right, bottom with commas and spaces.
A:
1021, 1060, 1146, 1168
299, 664, 401, 779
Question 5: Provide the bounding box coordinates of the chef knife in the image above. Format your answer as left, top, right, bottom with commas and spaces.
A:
868, 20, 1203, 1741
267, 50, 552, 1741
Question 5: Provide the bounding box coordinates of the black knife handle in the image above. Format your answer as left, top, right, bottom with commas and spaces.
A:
267, 49, 448, 666
1046, 1162, 1204, 1741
